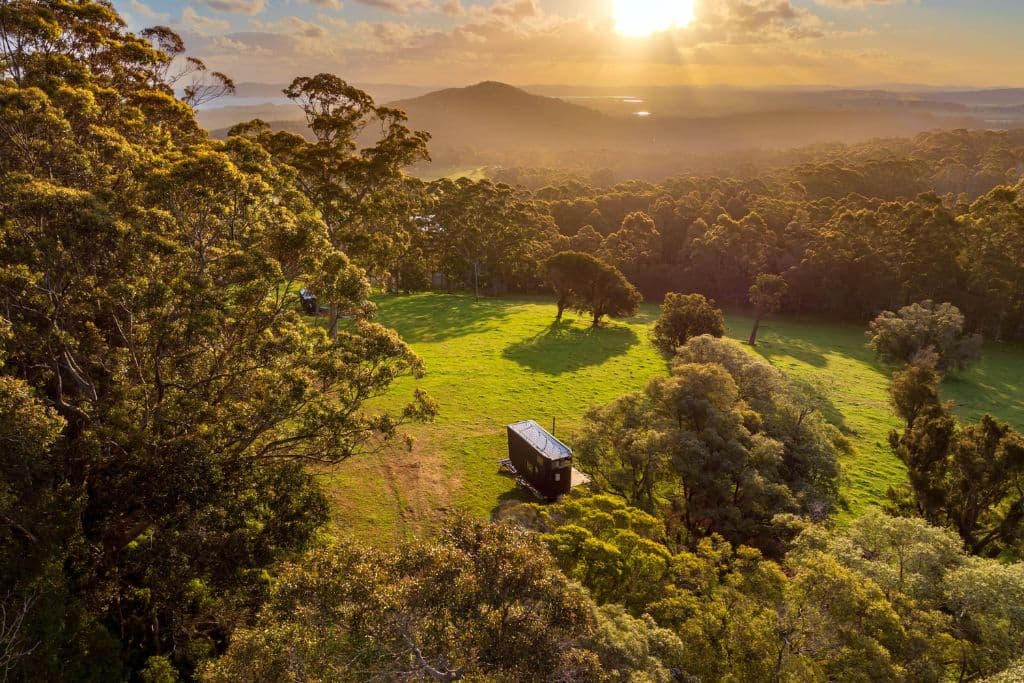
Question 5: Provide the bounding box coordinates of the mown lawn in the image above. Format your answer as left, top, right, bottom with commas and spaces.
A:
321, 293, 1024, 543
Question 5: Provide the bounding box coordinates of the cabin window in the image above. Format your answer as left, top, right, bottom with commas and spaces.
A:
554, 473, 561, 482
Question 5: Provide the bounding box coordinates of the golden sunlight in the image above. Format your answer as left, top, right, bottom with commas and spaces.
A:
613, 0, 696, 37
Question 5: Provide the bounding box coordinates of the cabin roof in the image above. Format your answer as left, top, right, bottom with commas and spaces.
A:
507, 420, 572, 461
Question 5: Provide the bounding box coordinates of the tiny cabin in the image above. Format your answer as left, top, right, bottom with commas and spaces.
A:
506, 420, 573, 501
298, 288, 318, 315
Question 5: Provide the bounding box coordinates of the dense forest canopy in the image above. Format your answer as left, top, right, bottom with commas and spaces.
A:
0, 2, 435, 677
1, 2, 1023, 681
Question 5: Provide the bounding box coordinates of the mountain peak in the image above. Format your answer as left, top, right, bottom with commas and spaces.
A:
466, 81, 523, 92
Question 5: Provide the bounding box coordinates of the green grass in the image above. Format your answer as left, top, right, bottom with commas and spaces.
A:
321, 293, 1024, 543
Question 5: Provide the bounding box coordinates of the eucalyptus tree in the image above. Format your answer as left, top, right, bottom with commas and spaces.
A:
651, 292, 725, 353
545, 252, 641, 327
426, 177, 560, 297
747, 273, 788, 346
868, 300, 982, 371
236, 74, 431, 334
0, 5, 435, 677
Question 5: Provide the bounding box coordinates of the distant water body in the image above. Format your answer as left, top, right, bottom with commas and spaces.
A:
560, 94, 652, 117
196, 97, 293, 110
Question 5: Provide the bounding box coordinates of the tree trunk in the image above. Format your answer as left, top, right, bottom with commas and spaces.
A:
748, 314, 762, 346
555, 302, 565, 322
329, 302, 339, 341
592, 311, 601, 328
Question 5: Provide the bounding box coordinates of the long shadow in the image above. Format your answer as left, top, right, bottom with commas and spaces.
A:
943, 343, 1024, 427
503, 319, 639, 374
755, 332, 831, 369
375, 293, 512, 343
736, 324, 858, 436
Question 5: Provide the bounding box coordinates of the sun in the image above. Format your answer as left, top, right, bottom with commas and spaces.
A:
613, 0, 696, 37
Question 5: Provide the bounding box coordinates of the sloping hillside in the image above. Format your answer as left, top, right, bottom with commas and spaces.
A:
390, 81, 619, 152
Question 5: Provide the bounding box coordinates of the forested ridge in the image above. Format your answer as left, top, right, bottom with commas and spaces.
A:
1, 2, 1023, 681
484, 135, 1024, 340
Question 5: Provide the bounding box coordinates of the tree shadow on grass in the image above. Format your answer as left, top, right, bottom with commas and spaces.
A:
743, 328, 858, 436
753, 330, 830, 369
503, 320, 639, 375
944, 355, 1024, 426
375, 293, 512, 343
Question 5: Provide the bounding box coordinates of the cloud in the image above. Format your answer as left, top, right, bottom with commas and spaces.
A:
126, 0, 170, 23
181, 6, 232, 35
170, 0, 958, 87
250, 15, 329, 38
353, 0, 434, 14
477, 0, 539, 21
814, 0, 908, 6
439, 0, 465, 16
686, 0, 827, 44
301, 0, 344, 8
198, 0, 267, 15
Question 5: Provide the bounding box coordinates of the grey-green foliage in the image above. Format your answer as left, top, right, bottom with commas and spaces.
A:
795, 510, 1024, 681
868, 300, 983, 371
651, 292, 726, 353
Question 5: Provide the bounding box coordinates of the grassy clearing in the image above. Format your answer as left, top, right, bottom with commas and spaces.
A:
321, 293, 1024, 543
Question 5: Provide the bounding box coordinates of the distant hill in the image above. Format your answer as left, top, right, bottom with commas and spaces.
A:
203, 80, 997, 179
388, 81, 985, 170
389, 81, 617, 152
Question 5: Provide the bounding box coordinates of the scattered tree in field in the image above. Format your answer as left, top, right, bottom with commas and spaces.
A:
747, 273, 788, 346
888, 365, 1024, 556
583, 261, 643, 327
868, 300, 983, 371
544, 251, 641, 326
889, 351, 943, 424
651, 292, 726, 353
545, 251, 597, 321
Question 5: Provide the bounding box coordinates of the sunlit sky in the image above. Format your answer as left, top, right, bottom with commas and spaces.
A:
114, 0, 1024, 87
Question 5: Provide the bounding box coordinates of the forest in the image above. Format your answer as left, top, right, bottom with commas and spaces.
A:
1, 2, 1023, 682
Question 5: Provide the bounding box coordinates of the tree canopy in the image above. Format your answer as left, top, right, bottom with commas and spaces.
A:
887, 361, 1024, 556
868, 300, 983, 371
576, 336, 843, 552
651, 292, 726, 353
0, 6, 435, 677
544, 251, 642, 326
